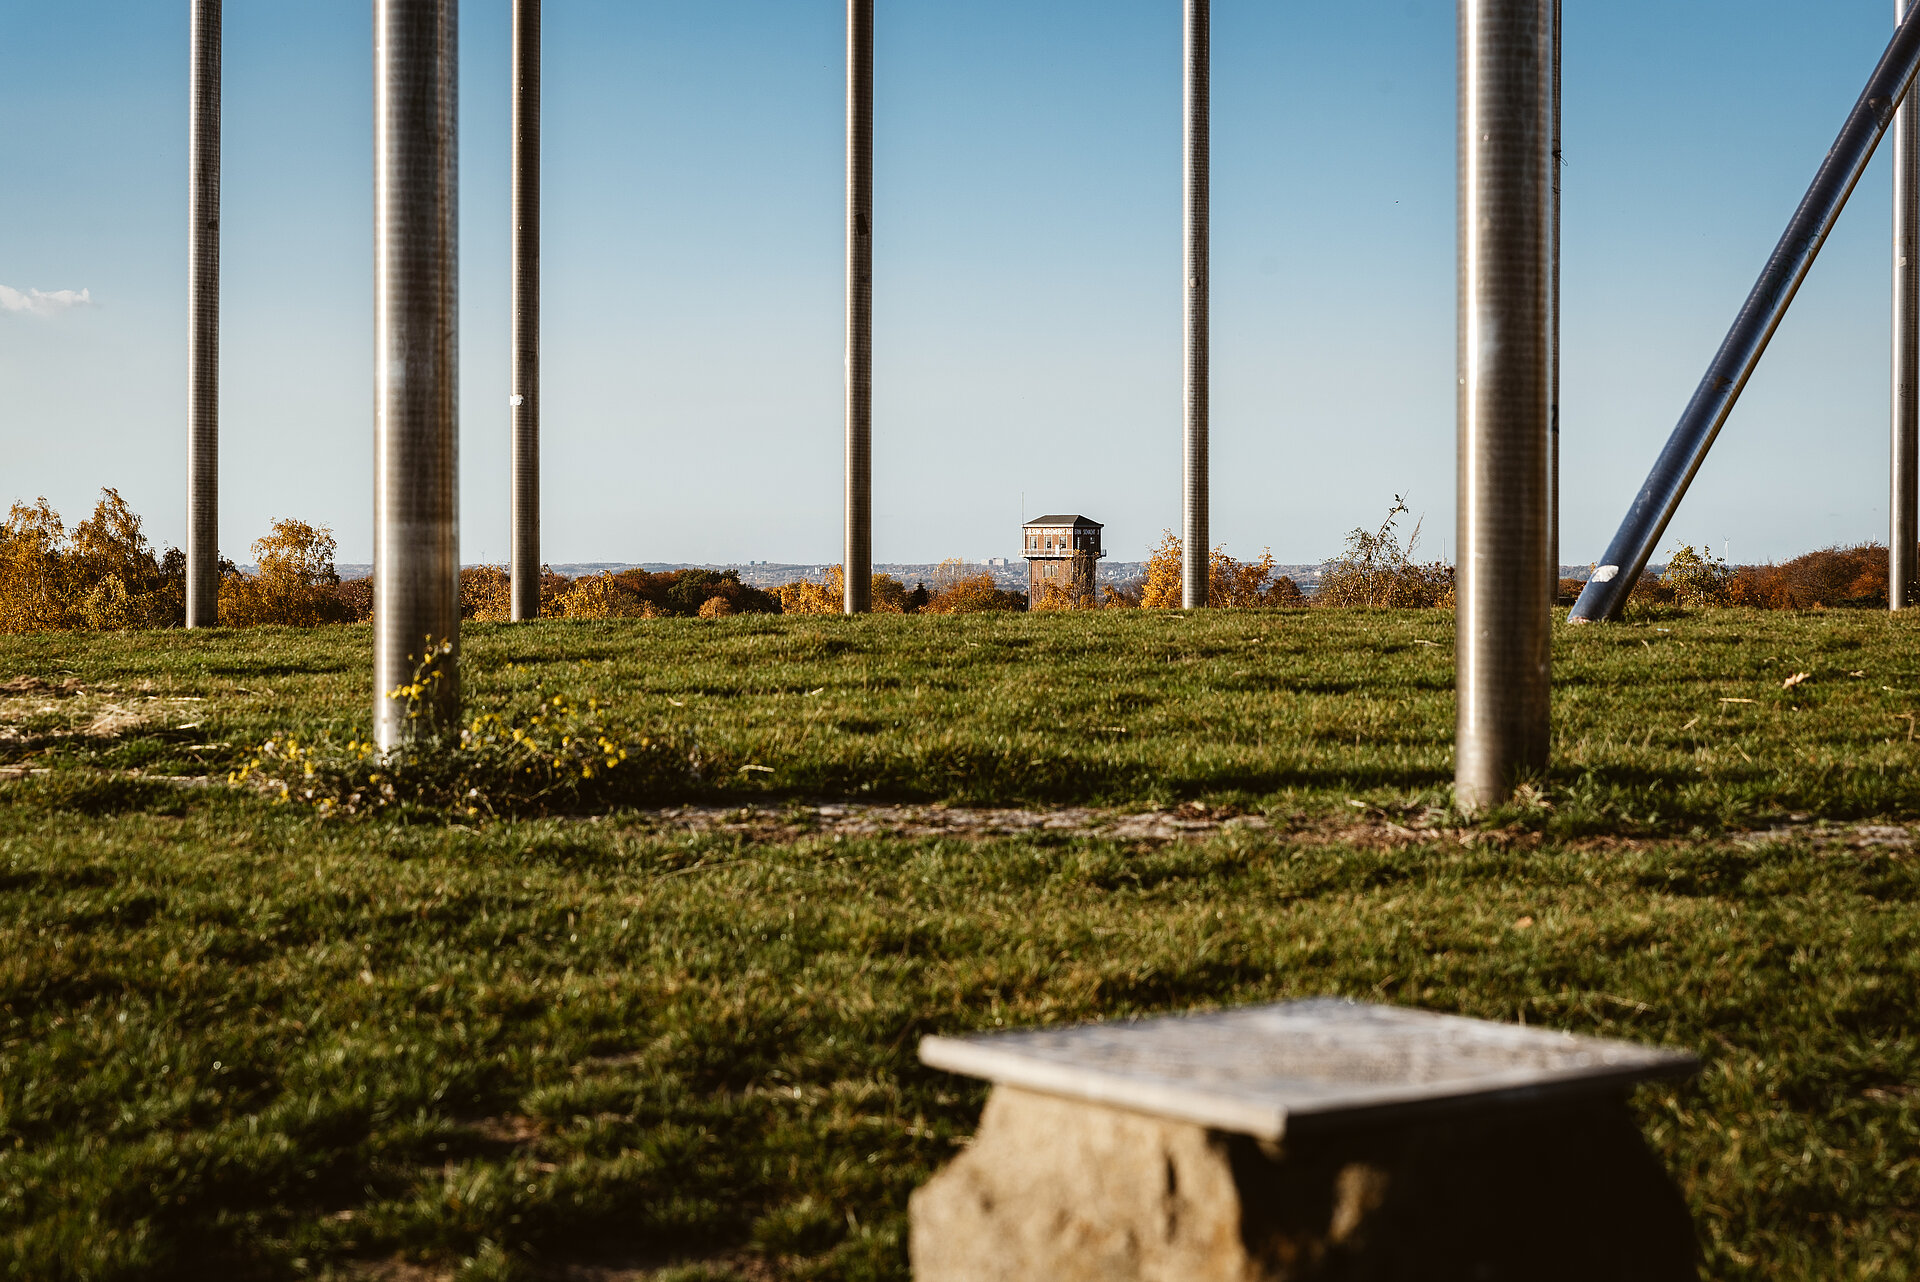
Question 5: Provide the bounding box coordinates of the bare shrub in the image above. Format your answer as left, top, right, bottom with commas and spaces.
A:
1315, 498, 1453, 608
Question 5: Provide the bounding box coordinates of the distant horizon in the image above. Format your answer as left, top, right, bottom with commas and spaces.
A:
5, 1, 1910, 567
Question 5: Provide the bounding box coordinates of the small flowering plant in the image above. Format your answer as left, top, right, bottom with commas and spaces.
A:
233, 661, 698, 817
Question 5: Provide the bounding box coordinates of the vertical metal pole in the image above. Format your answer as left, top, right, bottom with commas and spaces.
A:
1457, 0, 1553, 809
844, 0, 874, 615
1548, 0, 1562, 602
374, 0, 461, 748
510, 0, 541, 621
186, 0, 221, 628
1181, 0, 1211, 610
1896, 0, 1919, 611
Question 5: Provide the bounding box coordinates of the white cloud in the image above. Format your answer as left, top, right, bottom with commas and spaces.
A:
0, 285, 94, 315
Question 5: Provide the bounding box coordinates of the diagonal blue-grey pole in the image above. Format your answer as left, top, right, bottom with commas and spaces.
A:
1895, 0, 1919, 611
374, 0, 460, 747
844, 0, 874, 614
1457, 0, 1554, 809
186, 0, 221, 628
1181, 0, 1211, 609
1571, 6, 1920, 622
510, 0, 541, 621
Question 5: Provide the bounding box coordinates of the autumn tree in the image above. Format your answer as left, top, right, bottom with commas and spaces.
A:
1141, 531, 1183, 608
221, 519, 350, 627
775, 566, 909, 614
0, 490, 185, 633
924, 572, 1025, 614
0, 498, 80, 633
554, 572, 647, 619
1139, 530, 1301, 609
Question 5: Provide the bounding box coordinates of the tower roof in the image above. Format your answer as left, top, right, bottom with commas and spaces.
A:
1022, 515, 1103, 528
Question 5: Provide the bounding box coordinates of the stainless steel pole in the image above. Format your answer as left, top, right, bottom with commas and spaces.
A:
1548, 0, 1562, 603
373, 0, 460, 748
1896, 0, 1919, 611
1182, 0, 1211, 610
186, 0, 221, 628
510, 0, 541, 622
1457, 0, 1553, 809
844, 0, 874, 615
1572, 8, 1920, 622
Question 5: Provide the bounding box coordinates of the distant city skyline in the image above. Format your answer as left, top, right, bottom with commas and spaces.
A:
1, 0, 1912, 567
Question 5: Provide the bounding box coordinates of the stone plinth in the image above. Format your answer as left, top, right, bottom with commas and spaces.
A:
911, 1000, 1700, 1282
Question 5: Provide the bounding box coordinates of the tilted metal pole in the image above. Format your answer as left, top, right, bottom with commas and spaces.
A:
1182, 0, 1211, 610
844, 0, 874, 615
186, 0, 221, 628
373, 0, 461, 747
1895, 0, 1919, 611
1572, 8, 1920, 622
1548, 0, 1562, 602
510, 0, 541, 622
1457, 0, 1554, 809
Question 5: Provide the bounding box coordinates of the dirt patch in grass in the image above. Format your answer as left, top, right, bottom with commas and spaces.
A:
623, 799, 1271, 844
0, 677, 206, 743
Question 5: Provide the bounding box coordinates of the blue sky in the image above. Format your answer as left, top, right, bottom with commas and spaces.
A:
0, 1, 1907, 567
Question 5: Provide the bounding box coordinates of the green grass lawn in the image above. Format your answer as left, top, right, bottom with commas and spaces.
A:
2, 609, 1917, 1280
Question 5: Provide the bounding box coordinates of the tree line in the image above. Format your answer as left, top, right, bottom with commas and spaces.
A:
0, 489, 1897, 634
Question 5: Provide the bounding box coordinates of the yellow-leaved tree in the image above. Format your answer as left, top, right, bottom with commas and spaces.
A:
554, 572, 647, 619
0, 490, 185, 633
1139, 531, 1301, 608
221, 519, 350, 627
776, 566, 909, 614
0, 498, 80, 633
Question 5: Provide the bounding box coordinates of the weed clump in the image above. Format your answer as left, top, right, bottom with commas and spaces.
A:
234, 681, 700, 818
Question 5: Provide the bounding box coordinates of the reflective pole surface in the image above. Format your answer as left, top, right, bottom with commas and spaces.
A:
186, 0, 221, 628
1896, 0, 1919, 611
1572, 7, 1920, 622
844, 0, 874, 614
1548, 0, 1561, 602
374, 0, 460, 748
1182, 0, 1211, 609
1457, 0, 1553, 809
510, 0, 540, 621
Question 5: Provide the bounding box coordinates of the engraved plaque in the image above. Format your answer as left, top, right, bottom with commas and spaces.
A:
920, 999, 1697, 1140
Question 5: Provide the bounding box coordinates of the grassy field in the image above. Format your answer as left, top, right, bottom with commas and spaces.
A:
2, 609, 1917, 1279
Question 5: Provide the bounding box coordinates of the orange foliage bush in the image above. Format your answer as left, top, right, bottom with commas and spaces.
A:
1139, 531, 1302, 608
461, 566, 513, 622
1733, 545, 1887, 610
926, 576, 1025, 614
